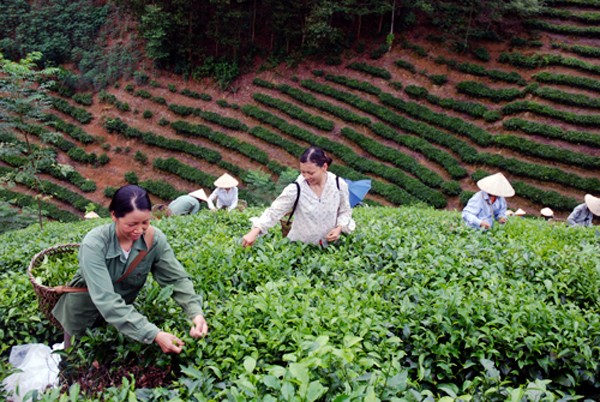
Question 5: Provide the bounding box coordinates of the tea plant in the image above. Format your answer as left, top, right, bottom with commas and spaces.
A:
1, 207, 599, 400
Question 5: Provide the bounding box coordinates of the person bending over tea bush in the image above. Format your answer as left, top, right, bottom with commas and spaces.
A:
53, 185, 208, 354
168, 188, 209, 216
567, 194, 600, 227
207, 173, 240, 211
242, 146, 355, 247
462, 172, 514, 230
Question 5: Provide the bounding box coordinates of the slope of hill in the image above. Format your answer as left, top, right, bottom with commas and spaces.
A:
1, 1, 599, 224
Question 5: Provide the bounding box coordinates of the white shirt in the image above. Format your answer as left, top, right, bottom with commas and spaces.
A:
250, 172, 355, 245
208, 187, 238, 211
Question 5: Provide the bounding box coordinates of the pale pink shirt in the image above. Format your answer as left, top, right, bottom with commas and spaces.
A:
250, 172, 355, 245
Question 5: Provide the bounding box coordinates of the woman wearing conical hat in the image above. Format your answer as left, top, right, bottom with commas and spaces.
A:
207, 173, 239, 212
567, 194, 600, 227
462, 172, 515, 229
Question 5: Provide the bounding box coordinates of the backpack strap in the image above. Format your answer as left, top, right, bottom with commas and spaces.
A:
285, 182, 301, 225
116, 225, 154, 284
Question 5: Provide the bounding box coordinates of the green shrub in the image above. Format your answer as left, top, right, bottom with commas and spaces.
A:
143, 110, 153, 119
158, 117, 170, 126
436, 56, 526, 85
524, 19, 600, 39
369, 43, 389, 59
325, 74, 381, 96
532, 71, 600, 93
116, 101, 130, 112
253, 93, 335, 131
51, 97, 93, 124
502, 100, 600, 127
510, 37, 543, 48
389, 81, 403, 90
456, 81, 524, 103
347, 62, 392, 80
72, 92, 93, 106
134, 150, 148, 165
104, 186, 117, 198
401, 40, 428, 56
325, 56, 342, 66
135, 89, 151, 99
404, 85, 428, 99
498, 51, 600, 75
394, 59, 416, 74
133, 70, 150, 85
168, 84, 177, 93
533, 86, 600, 109
471, 47, 490, 62
428, 74, 448, 85
125, 84, 135, 93
124, 171, 139, 184
551, 41, 600, 58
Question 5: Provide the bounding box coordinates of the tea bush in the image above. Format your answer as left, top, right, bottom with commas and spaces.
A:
2, 207, 599, 400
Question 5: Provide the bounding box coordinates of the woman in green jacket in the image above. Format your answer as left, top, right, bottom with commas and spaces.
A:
53, 185, 208, 354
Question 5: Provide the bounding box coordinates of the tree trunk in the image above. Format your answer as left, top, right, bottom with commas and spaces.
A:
188, 10, 193, 69
463, 7, 474, 50
389, 0, 396, 36
251, 0, 257, 44
357, 14, 362, 42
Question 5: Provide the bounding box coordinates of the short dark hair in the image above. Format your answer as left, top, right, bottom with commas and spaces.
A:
300, 146, 332, 167
109, 185, 152, 218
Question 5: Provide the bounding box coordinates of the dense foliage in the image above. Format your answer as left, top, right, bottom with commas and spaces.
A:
1, 207, 599, 400
0, 0, 547, 84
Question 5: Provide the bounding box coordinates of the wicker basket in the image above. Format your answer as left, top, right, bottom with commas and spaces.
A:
28, 243, 83, 330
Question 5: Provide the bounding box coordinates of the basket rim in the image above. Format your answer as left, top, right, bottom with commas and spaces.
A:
28, 243, 80, 291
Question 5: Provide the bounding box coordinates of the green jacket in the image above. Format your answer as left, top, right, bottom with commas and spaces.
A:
52, 223, 203, 344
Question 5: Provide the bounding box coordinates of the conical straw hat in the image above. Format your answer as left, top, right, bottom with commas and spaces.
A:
84, 211, 100, 219
214, 173, 239, 188
515, 208, 526, 216
189, 188, 208, 201
540, 207, 554, 217
506, 210, 514, 216
476, 172, 515, 197
584, 194, 600, 215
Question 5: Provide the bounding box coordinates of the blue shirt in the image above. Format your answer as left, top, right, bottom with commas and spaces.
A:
207, 187, 238, 211
567, 203, 593, 227
462, 191, 507, 229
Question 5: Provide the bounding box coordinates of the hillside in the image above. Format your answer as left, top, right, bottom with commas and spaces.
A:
1, 0, 600, 224
1, 206, 599, 400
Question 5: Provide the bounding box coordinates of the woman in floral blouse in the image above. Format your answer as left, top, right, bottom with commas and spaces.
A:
242, 146, 355, 247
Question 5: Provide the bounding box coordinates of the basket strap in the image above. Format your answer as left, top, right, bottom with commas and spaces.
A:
116, 226, 155, 284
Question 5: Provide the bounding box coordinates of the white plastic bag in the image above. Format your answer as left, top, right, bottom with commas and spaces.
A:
2, 343, 63, 402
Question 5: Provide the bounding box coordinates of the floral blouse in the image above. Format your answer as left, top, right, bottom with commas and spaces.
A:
250, 172, 355, 245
